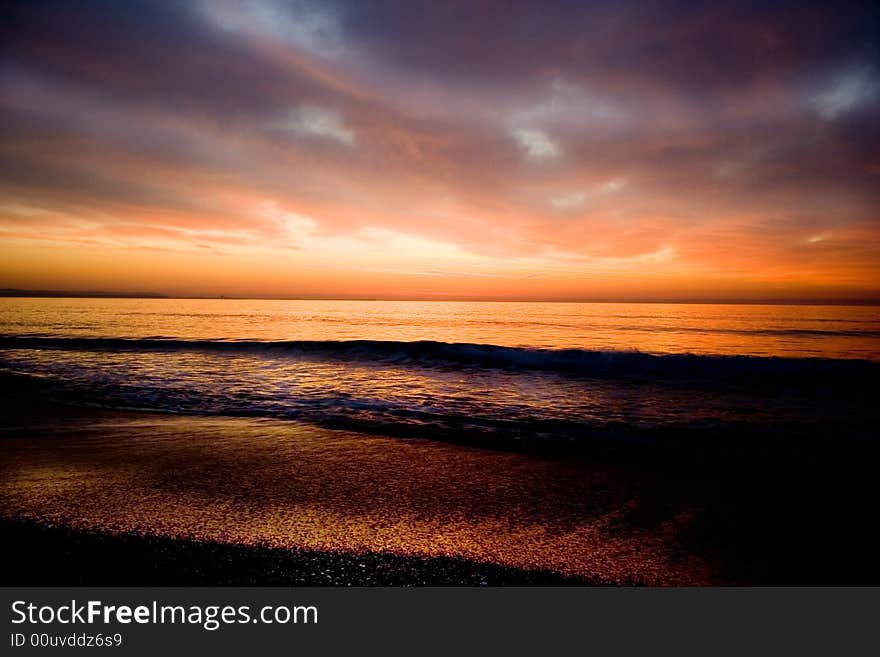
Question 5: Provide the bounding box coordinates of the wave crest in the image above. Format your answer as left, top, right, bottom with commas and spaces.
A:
1, 335, 876, 383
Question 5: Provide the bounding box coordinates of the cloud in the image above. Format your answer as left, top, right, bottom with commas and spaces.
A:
550, 191, 587, 209
600, 178, 627, 193
259, 201, 319, 244
198, 0, 348, 60
811, 67, 877, 120
550, 179, 626, 209
1, 0, 878, 299
282, 106, 355, 145
513, 78, 633, 130
511, 128, 560, 159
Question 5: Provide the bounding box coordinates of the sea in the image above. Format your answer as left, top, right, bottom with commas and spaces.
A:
1, 298, 877, 451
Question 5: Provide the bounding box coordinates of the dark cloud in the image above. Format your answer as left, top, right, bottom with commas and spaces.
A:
1, 0, 338, 121
340, 0, 878, 93
0, 0, 877, 297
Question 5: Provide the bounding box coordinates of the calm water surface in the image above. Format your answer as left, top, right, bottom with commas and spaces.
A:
1, 298, 878, 358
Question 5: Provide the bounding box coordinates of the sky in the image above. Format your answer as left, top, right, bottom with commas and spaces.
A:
1, 0, 878, 301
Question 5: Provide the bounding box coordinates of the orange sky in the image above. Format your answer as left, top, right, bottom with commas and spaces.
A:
1, 1, 878, 301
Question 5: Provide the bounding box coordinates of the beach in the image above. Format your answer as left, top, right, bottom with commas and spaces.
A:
0, 383, 703, 585
3, 371, 879, 586
1, 518, 584, 586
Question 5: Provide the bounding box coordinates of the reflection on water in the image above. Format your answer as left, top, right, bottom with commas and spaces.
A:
0, 346, 871, 447
2, 298, 879, 359
1, 298, 876, 448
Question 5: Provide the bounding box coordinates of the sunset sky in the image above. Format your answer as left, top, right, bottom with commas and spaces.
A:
1, 0, 878, 301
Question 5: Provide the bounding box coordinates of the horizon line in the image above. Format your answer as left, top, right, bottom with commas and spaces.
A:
2, 289, 879, 306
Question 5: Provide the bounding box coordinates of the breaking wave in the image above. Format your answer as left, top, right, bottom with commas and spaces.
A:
1, 335, 876, 384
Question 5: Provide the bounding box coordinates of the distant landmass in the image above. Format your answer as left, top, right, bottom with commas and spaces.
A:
0, 289, 167, 299
0, 289, 877, 305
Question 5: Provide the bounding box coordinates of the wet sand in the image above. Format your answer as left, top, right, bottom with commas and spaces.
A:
2, 382, 879, 585
1, 409, 714, 585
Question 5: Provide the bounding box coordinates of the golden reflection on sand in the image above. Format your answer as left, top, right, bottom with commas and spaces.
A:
0, 413, 716, 585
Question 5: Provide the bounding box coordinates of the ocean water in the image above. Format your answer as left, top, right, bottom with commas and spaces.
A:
1, 298, 878, 451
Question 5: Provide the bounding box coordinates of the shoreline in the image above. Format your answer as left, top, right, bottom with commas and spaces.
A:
1, 370, 873, 468
3, 373, 880, 586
